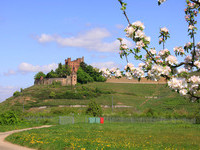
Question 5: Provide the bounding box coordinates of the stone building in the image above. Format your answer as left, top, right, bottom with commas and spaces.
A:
65, 56, 84, 72
35, 57, 84, 86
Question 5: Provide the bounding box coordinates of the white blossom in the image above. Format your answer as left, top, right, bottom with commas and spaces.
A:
197, 42, 200, 49
188, 25, 195, 30
134, 30, 145, 38
158, 0, 166, 4
100, 68, 111, 78
179, 89, 188, 96
150, 48, 157, 55
160, 27, 169, 33
115, 69, 122, 77
165, 55, 178, 65
125, 72, 132, 80
136, 41, 145, 50
132, 21, 145, 30
177, 68, 188, 74
185, 42, 191, 48
110, 67, 117, 73
188, 76, 200, 84
168, 77, 188, 91
124, 63, 134, 70
144, 36, 151, 43
194, 61, 200, 68
125, 26, 135, 37
174, 46, 184, 55
121, 44, 128, 50
147, 65, 171, 81
138, 63, 145, 68
184, 55, 192, 63
158, 49, 169, 57
131, 67, 145, 78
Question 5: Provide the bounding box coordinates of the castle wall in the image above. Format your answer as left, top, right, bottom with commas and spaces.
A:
34, 75, 77, 86
106, 77, 167, 84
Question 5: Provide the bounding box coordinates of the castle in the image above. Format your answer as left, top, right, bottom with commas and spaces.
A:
34, 57, 84, 86
65, 57, 84, 73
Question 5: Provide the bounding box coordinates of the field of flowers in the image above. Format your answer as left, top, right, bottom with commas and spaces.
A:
6, 122, 200, 150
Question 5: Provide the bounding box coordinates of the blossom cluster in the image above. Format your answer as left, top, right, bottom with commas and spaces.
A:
125, 21, 150, 51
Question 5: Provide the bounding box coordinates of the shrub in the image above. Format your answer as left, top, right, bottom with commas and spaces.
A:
86, 100, 102, 117
13, 91, 21, 97
34, 71, 46, 80
77, 68, 94, 84
195, 116, 200, 124
46, 70, 58, 78
0, 111, 21, 125
49, 91, 56, 99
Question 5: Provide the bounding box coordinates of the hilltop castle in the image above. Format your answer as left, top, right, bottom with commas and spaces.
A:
65, 56, 84, 73
34, 57, 84, 86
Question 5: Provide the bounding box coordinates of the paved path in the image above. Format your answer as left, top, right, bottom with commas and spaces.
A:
0, 125, 52, 150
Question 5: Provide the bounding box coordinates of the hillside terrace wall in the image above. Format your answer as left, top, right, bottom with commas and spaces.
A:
106, 77, 167, 84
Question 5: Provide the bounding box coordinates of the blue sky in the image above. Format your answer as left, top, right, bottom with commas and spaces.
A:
0, 0, 198, 102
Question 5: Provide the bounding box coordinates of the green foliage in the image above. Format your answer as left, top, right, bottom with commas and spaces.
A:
77, 67, 94, 84
195, 116, 200, 124
79, 62, 106, 83
37, 63, 71, 79
55, 63, 71, 78
34, 71, 46, 80
0, 111, 21, 125
49, 91, 56, 99
46, 70, 58, 78
13, 91, 21, 97
86, 100, 102, 117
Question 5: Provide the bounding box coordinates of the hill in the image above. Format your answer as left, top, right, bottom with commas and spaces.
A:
0, 82, 199, 118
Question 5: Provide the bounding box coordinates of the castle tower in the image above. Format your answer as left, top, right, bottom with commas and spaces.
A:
65, 56, 84, 73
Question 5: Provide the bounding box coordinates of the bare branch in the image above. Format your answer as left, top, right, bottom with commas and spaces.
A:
118, 0, 131, 25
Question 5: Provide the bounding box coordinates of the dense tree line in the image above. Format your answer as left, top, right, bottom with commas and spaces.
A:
34, 62, 106, 84
77, 62, 106, 84
34, 63, 71, 80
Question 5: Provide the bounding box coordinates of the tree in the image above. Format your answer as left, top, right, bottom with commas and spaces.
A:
77, 67, 94, 84
34, 71, 46, 80
80, 62, 107, 82
86, 100, 103, 117
55, 63, 71, 78
46, 70, 58, 78
103, 0, 200, 102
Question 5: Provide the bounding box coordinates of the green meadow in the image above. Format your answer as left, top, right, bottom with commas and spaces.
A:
6, 122, 200, 150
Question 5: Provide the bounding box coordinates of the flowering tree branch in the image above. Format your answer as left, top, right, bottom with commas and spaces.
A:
100, 0, 200, 102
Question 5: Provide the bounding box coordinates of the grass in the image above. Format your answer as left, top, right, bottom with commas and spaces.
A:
0, 116, 59, 132
0, 122, 45, 132
1, 82, 200, 117
6, 122, 200, 150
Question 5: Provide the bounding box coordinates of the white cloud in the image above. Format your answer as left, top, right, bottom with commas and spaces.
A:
18, 62, 58, 73
36, 28, 133, 52
3, 62, 58, 76
3, 70, 16, 76
0, 86, 19, 102
91, 61, 122, 69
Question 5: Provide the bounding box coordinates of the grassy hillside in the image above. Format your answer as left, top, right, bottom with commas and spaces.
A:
0, 82, 199, 117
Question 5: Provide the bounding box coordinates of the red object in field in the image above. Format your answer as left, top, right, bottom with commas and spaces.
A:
100, 117, 104, 124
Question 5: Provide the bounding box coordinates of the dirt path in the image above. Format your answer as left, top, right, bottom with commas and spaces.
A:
0, 125, 52, 150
